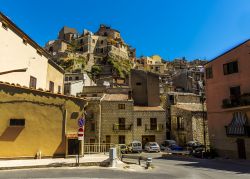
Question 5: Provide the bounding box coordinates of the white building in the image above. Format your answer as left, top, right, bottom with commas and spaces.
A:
64, 72, 96, 96
0, 12, 64, 93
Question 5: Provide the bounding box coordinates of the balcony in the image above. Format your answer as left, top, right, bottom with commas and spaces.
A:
225, 125, 250, 137
222, 94, 250, 108
113, 124, 132, 131
145, 124, 164, 132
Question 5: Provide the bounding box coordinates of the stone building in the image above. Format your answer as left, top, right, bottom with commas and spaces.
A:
205, 39, 250, 159
95, 94, 165, 146
0, 12, 64, 94
172, 66, 205, 94
165, 92, 208, 147
131, 69, 160, 107
0, 82, 87, 159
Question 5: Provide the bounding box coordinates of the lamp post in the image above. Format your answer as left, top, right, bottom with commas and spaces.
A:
201, 92, 206, 152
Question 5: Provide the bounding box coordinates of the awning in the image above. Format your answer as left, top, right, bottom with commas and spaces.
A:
226, 112, 248, 135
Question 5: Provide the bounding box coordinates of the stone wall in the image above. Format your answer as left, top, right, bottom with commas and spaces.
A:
101, 100, 134, 144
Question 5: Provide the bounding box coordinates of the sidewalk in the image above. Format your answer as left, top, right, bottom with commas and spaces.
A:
0, 154, 110, 170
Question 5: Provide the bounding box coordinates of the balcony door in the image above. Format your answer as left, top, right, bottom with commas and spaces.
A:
119, 118, 125, 130
150, 118, 157, 130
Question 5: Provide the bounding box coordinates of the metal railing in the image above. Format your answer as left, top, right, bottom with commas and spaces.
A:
113, 124, 133, 131
145, 124, 164, 132
84, 143, 115, 154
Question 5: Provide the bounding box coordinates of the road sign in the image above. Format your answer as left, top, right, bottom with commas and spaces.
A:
78, 118, 85, 127
78, 127, 84, 140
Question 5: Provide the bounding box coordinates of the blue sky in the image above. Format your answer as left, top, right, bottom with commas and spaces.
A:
1, 0, 250, 61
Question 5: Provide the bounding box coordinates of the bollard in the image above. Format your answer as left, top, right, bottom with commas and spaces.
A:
146, 157, 152, 169
109, 148, 117, 167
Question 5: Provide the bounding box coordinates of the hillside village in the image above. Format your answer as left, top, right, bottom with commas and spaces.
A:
0, 10, 249, 163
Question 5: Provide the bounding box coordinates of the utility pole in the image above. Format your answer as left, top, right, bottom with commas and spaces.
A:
201, 92, 206, 152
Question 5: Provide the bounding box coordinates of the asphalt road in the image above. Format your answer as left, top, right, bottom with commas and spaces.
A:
0, 153, 249, 179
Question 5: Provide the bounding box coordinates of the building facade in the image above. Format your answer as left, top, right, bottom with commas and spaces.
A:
0, 12, 64, 94
165, 92, 208, 147
205, 40, 250, 159
0, 82, 87, 159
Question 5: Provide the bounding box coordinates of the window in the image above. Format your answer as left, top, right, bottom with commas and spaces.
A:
230, 86, 241, 105
118, 104, 125, 109
75, 76, 79, 80
150, 118, 157, 130
69, 77, 72, 81
119, 135, 125, 144
119, 118, 125, 130
223, 61, 238, 75
137, 118, 142, 126
65, 77, 68, 81
177, 116, 184, 130
169, 95, 174, 105
49, 81, 54, 93
91, 123, 95, 131
100, 40, 104, 44
1, 21, 8, 30
205, 67, 213, 79
58, 86, 61, 93
29, 76, 37, 89
136, 82, 141, 86
10, 119, 25, 126
92, 39, 95, 43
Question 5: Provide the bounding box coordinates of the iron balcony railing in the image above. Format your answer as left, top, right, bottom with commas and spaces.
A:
145, 124, 164, 132
225, 125, 250, 137
113, 124, 133, 131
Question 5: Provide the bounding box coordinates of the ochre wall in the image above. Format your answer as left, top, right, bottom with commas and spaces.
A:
0, 83, 86, 158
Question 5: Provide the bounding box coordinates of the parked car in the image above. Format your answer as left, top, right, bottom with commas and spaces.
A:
160, 140, 177, 151
128, 141, 142, 153
144, 142, 160, 152
168, 144, 183, 151
118, 144, 128, 154
186, 141, 204, 157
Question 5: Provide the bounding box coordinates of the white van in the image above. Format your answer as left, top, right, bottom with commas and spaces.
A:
128, 141, 142, 153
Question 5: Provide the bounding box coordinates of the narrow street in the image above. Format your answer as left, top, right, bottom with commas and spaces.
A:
0, 153, 249, 179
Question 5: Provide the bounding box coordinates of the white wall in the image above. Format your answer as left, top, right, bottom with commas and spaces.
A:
0, 21, 48, 89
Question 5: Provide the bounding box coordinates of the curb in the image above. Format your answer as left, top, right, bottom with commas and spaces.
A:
0, 161, 110, 171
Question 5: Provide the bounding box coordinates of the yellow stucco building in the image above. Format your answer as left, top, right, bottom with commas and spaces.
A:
0, 83, 87, 159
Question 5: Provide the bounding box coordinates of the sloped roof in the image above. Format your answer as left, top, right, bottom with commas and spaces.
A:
102, 94, 131, 101
0, 12, 64, 74
206, 39, 250, 65
175, 103, 206, 112
134, 106, 165, 111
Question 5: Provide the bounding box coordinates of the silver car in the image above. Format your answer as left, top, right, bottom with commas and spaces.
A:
144, 142, 160, 152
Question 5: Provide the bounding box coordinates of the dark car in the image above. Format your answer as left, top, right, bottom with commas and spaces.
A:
160, 140, 177, 151
118, 144, 128, 154
186, 141, 204, 157
169, 144, 183, 151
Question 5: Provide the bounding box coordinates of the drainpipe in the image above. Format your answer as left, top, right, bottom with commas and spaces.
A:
99, 94, 105, 152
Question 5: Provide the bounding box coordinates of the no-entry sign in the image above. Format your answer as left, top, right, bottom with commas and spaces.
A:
78, 127, 84, 140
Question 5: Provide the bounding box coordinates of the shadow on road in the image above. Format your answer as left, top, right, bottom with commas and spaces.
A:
159, 155, 250, 174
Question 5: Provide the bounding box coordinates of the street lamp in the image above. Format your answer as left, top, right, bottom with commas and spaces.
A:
200, 92, 207, 152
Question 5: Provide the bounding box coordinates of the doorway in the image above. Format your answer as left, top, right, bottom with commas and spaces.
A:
237, 138, 246, 159
68, 139, 79, 155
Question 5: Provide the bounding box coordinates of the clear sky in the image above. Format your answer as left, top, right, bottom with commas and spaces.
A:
1, 0, 250, 61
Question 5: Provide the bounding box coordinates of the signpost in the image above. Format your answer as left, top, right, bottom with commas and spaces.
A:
78, 118, 84, 128
76, 117, 85, 166
78, 127, 84, 140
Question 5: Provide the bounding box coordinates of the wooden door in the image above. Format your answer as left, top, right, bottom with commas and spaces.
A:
237, 138, 246, 159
